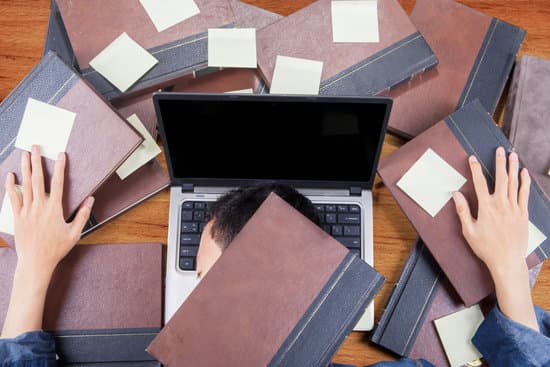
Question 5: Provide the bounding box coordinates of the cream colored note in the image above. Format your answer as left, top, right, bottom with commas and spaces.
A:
116, 114, 162, 180
331, 0, 379, 43
89, 33, 158, 92
0, 186, 22, 235
140, 0, 200, 32
397, 148, 467, 217
269, 56, 323, 95
434, 306, 484, 367
526, 221, 547, 256
225, 88, 254, 94
15, 98, 76, 161
208, 28, 257, 68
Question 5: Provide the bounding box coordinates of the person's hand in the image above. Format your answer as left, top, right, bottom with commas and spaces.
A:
4, 145, 94, 275
452, 146, 538, 331
452, 146, 530, 276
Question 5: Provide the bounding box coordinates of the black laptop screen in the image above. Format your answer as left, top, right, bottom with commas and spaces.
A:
156, 94, 390, 188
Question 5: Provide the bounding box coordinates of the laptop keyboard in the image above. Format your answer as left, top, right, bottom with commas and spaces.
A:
179, 201, 362, 271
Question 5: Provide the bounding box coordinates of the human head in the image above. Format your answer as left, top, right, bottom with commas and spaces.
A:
196, 183, 320, 278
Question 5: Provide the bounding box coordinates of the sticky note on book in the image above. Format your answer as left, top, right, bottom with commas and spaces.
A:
270, 56, 323, 95
90, 33, 158, 92
0, 186, 22, 235
116, 114, 161, 180
527, 221, 547, 256
208, 28, 257, 68
140, 0, 200, 32
331, 0, 379, 43
434, 306, 484, 367
15, 98, 76, 161
397, 148, 467, 217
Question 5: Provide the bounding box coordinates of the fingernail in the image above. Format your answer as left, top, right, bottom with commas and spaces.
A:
84, 197, 95, 209
31, 145, 40, 154
452, 192, 460, 200
469, 155, 477, 163
497, 147, 505, 156
510, 152, 518, 161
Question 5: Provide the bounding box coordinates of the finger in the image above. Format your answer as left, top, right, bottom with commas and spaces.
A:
452, 191, 475, 235
518, 168, 531, 214
5, 173, 22, 215
50, 153, 66, 202
469, 155, 490, 203
494, 147, 508, 199
21, 151, 32, 207
507, 152, 519, 205
69, 197, 94, 237
30, 145, 46, 200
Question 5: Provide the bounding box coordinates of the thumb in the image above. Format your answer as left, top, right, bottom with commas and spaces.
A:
70, 197, 94, 236
452, 191, 474, 234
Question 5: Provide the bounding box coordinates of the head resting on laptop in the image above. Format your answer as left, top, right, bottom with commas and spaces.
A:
196, 183, 321, 278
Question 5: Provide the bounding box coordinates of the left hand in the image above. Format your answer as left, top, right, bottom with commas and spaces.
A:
5, 145, 94, 275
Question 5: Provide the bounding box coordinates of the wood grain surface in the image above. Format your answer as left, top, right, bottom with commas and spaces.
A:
0, 1, 549, 365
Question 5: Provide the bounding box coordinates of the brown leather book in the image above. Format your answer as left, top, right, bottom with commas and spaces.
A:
0, 52, 142, 246
503, 55, 550, 200
378, 100, 550, 306
387, 0, 525, 139
56, 0, 235, 100
0, 243, 162, 330
146, 193, 384, 366
256, 0, 437, 96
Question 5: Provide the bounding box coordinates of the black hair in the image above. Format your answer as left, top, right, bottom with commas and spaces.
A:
207, 183, 321, 250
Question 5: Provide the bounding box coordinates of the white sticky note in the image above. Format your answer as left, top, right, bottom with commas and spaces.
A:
331, 0, 379, 43
140, 0, 200, 32
397, 149, 467, 217
225, 88, 254, 94
116, 114, 162, 180
15, 98, 76, 161
89, 33, 158, 92
434, 306, 484, 367
208, 28, 257, 68
526, 221, 547, 256
0, 186, 22, 236
270, 56, 323, 95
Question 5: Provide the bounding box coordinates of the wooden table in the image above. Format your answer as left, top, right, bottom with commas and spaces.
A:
1, 0, 549, 365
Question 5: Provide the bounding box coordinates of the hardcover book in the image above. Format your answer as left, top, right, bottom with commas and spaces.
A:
146, 193, 385, 366
386, 0, 525, 139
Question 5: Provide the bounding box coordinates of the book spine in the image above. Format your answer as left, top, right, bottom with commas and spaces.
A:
52, 328, 160, 364
80, 24, 234, 100
445, 100, 550, 262
456, 18, 526, 114
319, 32, 438, 97
43, 0, 78, 71
268, 252, 385, 367
371, 239, 442, 357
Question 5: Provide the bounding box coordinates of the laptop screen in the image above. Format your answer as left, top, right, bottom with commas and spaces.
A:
155, 94, 391, 189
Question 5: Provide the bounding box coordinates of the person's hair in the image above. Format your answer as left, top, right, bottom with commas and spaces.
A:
207, 183, 321, 250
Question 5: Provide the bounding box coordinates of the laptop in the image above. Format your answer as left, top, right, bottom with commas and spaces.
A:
155, 93, 392, 331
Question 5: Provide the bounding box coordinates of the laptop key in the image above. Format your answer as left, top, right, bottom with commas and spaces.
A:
344, 225, 361, 236
349, 205, 360, 213
179, 257, 195, 271
337, 205, 348, 212
182, 202, 193, 209
181, 211, 193, 221
332, 225, 343, 236
180, 234, 201, 245
194, 202, 206, 209
181, 222, 198, 233
326, 213, 337, 224
335, 237, 361, 248
314, 204, 325, 212
338, 214, 361, 224
194, 211, 205, 221
325, 205, 336, 212
180, 246, 199, 257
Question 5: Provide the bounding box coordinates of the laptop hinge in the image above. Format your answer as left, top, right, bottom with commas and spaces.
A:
349, 186, 362, 196
181, 183, 195, 193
